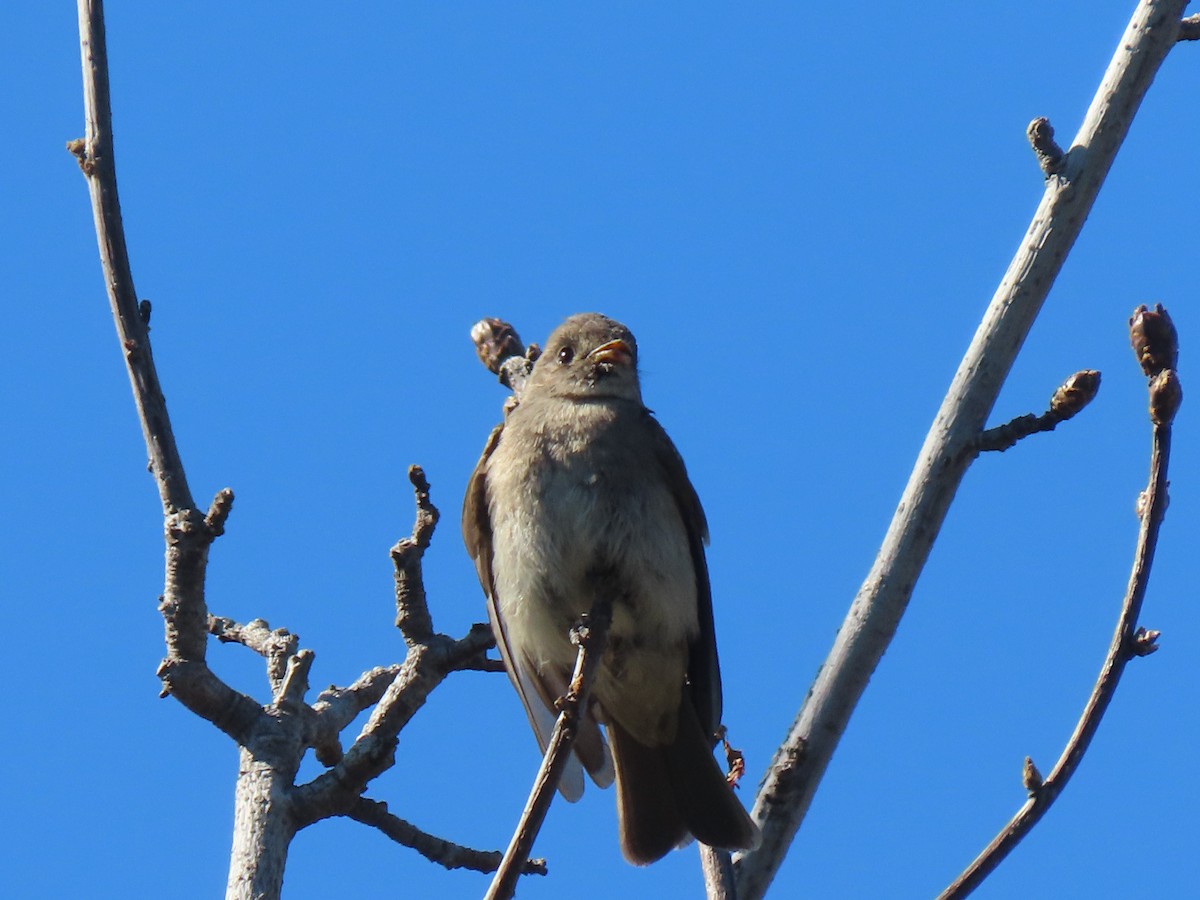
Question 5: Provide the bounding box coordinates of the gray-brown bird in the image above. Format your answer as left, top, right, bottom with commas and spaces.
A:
462, 313, 759, 865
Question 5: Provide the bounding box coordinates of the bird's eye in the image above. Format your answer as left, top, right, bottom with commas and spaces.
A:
557, 345, 574, 365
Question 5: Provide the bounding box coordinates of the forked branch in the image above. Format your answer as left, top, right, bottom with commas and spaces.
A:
939, 306, 1181, 899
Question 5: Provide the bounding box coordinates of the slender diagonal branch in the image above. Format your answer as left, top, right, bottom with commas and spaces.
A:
939, 309, 1181, 899
73, 0, 259, 739
735, 4, 1189, 897
485, 599, 614, 900
71, 0, 192, 516
346, 797, 547, 876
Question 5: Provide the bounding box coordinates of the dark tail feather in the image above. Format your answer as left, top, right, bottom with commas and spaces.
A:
668, 699, 760, 854
609, 701, 760, 866
610, 720, 688, 865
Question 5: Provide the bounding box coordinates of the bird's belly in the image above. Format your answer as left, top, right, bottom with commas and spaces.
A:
489, 462, 699, 675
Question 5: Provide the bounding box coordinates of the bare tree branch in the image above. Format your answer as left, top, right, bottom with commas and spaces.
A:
309, 648, 491, 797
308, 665, 402, 767
72, 0, 264, 747
734, 4, 1191, 897
311, 666, 403, 733
75, 10, 512, 892
280, 478, 503, 886
939, 306, 1181, 899
71, 0, 192, 516
1179, 13, 1200, 39
486, 600, 614, 900
346, 797, 547, 877
209, 616, 301, 695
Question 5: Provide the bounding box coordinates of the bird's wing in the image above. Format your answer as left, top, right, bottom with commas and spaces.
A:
646, 411, 724, 743
461, 422, 587, 800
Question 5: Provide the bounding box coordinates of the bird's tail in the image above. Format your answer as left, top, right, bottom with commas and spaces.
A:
609, 699, 760, 866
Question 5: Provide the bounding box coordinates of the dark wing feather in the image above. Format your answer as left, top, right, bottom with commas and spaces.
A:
461, 423, 503, 603
462, 422, 596, 799
645, 411, 723, 743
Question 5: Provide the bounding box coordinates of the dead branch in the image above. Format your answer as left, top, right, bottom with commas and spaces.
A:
938, 306, 1181, 899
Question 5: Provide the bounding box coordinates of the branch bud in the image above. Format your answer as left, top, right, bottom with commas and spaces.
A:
1131, 627, 1161, 657
470, 318, 525, 374
1049, 369, 1101, 420
1027, 117, 1065, 176
1022, 756, 1044, 796
1149, 369, 1183, 426
1129, 304, 1178, 377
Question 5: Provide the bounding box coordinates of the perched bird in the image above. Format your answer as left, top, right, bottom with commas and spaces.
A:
462, 312, 759, 865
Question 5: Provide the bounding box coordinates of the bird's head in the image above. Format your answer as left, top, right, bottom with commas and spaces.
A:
528, 313, 642, 403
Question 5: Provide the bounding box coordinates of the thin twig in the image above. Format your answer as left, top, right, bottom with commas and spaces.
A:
735, 5, 1189, 897
392, 465, 439, 645
346, 797, 547, 876
939, 310, 1180, 899
977, 370, 1100, 452
485, 599, 614, 900
298, 650, 497, 820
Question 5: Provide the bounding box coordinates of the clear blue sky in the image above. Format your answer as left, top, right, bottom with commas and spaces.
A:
5, 3, 1198, 898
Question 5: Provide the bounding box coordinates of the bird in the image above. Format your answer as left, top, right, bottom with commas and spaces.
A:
462, 312, 759, 865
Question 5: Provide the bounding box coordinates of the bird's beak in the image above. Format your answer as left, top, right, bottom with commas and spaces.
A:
589, 339, 635, 368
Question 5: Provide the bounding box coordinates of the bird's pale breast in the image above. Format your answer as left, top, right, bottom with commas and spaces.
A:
486, 395, 698, 744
